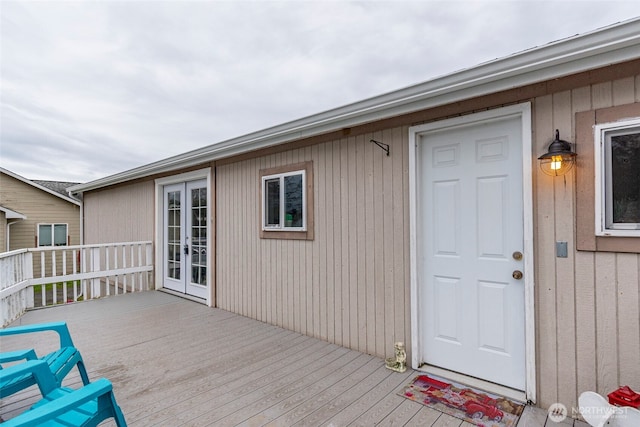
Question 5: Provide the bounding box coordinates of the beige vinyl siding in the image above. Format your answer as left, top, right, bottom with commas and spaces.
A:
216, 129, 410, 360
533, 75, 640, 410
0, 173, 80, 252
83, 180, 155, 244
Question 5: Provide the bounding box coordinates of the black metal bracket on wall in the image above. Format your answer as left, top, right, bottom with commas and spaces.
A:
370, 139, 390, 156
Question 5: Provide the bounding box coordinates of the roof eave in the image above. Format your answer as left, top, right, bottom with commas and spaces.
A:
0, 206, 27, 220
69, 17, 640, 194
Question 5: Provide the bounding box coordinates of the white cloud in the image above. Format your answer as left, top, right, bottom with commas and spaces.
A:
1, 0, 639, 181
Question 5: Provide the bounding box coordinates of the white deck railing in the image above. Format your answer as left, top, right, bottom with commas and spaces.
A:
0, 241, 153, 326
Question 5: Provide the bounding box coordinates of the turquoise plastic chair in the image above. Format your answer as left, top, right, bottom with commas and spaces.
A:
0, 360, 127, 426
0, 322, 90, 398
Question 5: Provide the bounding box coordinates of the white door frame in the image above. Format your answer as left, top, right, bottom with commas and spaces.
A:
155, 168, 212, 307
408, 103, 536, 402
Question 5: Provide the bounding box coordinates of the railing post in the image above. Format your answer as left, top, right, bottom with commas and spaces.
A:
91, 247, 101, 298
146, 242, 153, 290
52, 250, 58, 305
25, 252, 34, 308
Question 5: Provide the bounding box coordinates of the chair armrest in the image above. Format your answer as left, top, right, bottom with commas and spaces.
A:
0, 322, 75, 348
0, 349, 38, 364
0, 360, 59, 397
1, 379, 115, 427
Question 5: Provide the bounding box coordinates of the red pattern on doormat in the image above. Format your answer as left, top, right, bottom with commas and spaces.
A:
398, 374, 525, 427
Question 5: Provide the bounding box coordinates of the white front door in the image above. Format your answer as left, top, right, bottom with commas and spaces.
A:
163, 179, 208, 299
416, 115, 526, 390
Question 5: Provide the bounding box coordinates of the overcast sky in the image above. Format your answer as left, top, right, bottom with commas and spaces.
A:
1, 1, 639, 183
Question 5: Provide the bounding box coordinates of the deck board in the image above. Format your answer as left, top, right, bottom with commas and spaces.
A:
1, 291, 555, 426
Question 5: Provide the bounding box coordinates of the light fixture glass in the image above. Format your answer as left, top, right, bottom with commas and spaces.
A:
538, 129, 576, 176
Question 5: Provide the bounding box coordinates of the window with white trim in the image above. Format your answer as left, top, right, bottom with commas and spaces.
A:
595, 118, 640, 236
38, 223, 68, 246
262, 169, 306, 231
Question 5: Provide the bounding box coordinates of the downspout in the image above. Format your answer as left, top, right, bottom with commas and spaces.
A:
6, 220, 19, 251
79, 199, 84, 245
69, 190, 83, 245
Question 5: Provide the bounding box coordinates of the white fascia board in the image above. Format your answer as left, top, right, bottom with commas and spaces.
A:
70, 17, 640, 194
0, 167, 81, 206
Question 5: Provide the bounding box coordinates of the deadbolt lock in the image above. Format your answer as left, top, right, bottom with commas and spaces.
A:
512, 270, 523, 280
512, 251, 523, 261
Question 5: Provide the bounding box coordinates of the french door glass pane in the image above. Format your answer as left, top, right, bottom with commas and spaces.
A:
191, 187, 207, 285
167, 190, 181, 280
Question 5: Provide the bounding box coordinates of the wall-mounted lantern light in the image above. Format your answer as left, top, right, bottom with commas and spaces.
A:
538, 129, 577, 176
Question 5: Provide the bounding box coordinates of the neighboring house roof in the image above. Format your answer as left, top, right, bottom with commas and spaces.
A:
32, 180, 82, 201
0, 205, 27, 220
0, 167, 82, 206
69, 17, 640, 194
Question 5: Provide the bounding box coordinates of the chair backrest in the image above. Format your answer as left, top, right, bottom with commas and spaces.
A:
0, 322, 75, 348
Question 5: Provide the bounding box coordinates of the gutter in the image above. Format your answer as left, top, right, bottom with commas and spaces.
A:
69, 17, 640, 194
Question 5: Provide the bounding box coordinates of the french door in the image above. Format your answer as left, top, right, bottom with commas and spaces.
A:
163, 179, 208, 299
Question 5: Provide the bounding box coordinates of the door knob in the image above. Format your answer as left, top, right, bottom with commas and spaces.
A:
512, 270, 523, 280
512, 251, 523, 260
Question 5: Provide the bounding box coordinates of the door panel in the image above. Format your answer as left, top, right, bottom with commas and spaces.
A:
419, 116, 525, 390
434, 276, 461, 343
186, 180, 207, 299
163, 184, 184, 293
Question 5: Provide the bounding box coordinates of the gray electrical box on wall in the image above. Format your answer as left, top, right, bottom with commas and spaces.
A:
556, 241, 568, 258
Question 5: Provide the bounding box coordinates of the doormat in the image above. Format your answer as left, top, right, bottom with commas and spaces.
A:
398, 374, 525, 427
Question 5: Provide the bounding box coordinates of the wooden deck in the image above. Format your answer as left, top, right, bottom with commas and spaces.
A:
1, 291, 587, 426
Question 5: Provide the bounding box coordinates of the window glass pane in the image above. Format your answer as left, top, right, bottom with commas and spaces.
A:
611, 132, 640, 224
53, 224, 67, 246
39, 224, 52, 246
284, 174, 303, 227
265, 178, 280, 226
